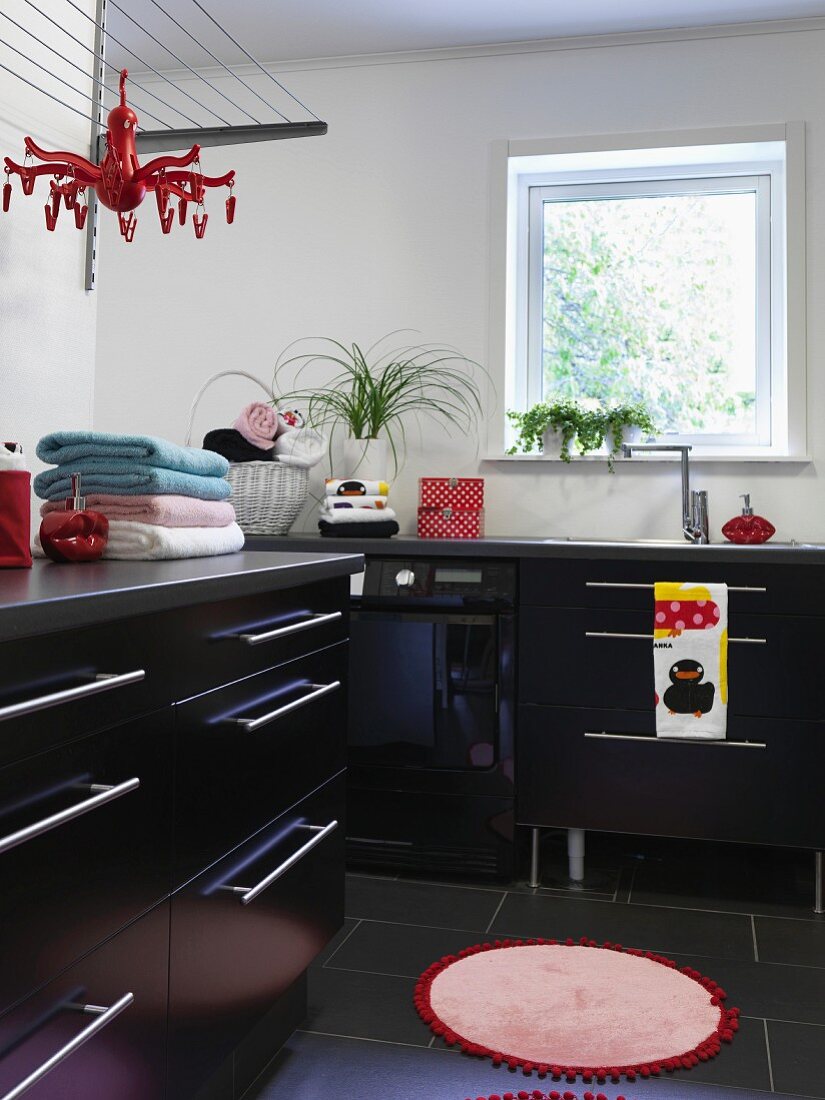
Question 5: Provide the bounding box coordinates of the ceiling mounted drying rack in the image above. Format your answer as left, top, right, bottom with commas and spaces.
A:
0, 0, 328, 288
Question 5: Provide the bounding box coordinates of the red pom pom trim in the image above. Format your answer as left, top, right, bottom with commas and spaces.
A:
415, 937, 739, 1082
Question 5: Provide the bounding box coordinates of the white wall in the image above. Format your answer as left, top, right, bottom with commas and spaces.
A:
0, 0, 98, 482
95, 21, 825, 541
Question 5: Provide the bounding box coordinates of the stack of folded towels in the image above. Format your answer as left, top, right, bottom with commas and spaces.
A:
34, 431, 245, 560
318, 478, 399, 538
203, 402, 324, 468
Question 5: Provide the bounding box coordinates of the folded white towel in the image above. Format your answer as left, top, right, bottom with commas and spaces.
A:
273, 427, 325, 468
654, 581, 728, 740
104, 520, 245, 560
0, 443, 26, 471
321, 496, 388, 512
317, 507, 397, 525
325, 478, 389, 497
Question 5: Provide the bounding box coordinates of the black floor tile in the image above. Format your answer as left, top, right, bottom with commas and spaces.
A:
313, 918, 360, 967
668, 952, 825, 1027
490, 892, 755, 960
346, 875, 505, 931
656, 1014, 771, 1092
630, 850, 817, 920
247, 1029, 791, 1100
305, 966, 426, 1046
326, 919, 487, 979
754, 916, 825, 968
767, 1019, 825, 1098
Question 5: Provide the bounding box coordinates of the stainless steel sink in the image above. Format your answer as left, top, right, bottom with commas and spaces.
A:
541, 537, 824, 549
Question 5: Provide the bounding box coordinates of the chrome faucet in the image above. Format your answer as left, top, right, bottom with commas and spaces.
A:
621, 443, 709, 545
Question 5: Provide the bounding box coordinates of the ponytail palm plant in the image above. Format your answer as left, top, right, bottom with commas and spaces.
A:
273, 335, 486, 474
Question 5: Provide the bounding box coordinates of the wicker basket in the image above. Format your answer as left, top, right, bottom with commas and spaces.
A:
185, 369, 310, 536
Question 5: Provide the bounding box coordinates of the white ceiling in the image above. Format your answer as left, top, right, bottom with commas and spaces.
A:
105, 0, 825, 71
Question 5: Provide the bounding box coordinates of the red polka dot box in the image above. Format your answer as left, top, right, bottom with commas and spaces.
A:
418, 506, 486, 540
419, 477, 485, 510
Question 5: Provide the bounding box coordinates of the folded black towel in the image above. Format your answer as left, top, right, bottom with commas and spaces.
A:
203, 429, 274, 464
319, 519, 399, 539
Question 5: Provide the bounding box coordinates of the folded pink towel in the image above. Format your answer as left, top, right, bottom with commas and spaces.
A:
41, 494, 236, 528
233, 402, 278, 450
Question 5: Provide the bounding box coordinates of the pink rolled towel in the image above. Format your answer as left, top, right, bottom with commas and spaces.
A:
41, 494, 236, 528
233, 402, 278, 450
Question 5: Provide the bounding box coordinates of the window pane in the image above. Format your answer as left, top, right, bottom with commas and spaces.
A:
541, 190, 758, 436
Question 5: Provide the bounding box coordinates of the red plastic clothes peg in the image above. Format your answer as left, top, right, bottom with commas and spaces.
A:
159, 208, 174, 234
2, 176, 11, 213
225, 190, 236, 224
193, 209, 208, 239
74, 202, 88, 230
118, 211, 137, 242
178, 197, 188, 225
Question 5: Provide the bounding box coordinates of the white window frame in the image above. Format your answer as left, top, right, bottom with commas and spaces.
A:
490, 124, 807, 461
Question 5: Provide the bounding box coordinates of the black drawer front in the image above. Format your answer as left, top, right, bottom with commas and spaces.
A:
520, 606, 820, 719
0, 710, 173, 1016
174, 643, 347, 885
520, 557, 825, 616
0, 902, 169, 1099
0, 617, 169, 768
517, 704, 825, 848
169, 773, 345, 1099
167, 576, 349, 701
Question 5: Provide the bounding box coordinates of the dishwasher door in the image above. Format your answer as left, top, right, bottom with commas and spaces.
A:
348, 611, 500, 771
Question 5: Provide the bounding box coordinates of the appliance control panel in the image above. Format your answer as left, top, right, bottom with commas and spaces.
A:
363, 559, 516, 603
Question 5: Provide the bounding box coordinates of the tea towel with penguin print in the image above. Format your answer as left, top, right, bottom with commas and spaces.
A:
654, 582, 728, 739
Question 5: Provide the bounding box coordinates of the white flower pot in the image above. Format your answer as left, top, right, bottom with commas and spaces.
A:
605, 424, 646, 455
542, 427, 576, 459
342, 437, 389, 480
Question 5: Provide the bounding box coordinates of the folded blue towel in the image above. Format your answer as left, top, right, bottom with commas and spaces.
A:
33, 464, 232, 501
36, 431, 229, 478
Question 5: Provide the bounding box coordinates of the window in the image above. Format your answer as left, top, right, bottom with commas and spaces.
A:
501, 128, 806, 457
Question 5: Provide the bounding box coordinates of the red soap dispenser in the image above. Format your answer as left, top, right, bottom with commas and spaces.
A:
722, 494, 776, 545
38, 473, 109, 563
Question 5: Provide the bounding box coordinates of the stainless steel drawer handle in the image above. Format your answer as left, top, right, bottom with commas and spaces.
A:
0, 670, 146, 724
585, 631, 767, 645
0, 992, 134, 1100
231, 611, 343, 646
586, 582, 767, 593
0, 778, 140, 857
584, 731, 766, 749
227, 680, 341, 732
229, 820, 339, 906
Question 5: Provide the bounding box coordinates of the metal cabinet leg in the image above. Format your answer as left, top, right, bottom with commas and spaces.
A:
528, 827, 541, 888
568, 828, 585, 883
816, 851, 824, 916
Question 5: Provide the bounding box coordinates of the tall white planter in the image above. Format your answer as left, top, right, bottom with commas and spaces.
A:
604, 424, 645, 455
342, 437, 389, 480
542, 427, 576, 460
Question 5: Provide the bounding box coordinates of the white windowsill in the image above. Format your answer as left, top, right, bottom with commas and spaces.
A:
484, 453, 813, 464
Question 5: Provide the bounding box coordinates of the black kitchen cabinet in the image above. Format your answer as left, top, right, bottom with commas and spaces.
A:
0, 709, 173, 1017
0, 555, 358, 1099
517, 557, 825, 853
0, 902, 170, 1100
173, 642, 348, 886
168, 773, 345, 1099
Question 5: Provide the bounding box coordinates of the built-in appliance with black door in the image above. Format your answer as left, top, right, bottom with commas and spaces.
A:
348, 558, 516, 877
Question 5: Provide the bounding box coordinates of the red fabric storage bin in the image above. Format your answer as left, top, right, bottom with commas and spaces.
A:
418, 477, 484, 510
417, 506, 485, 540
0, 471, 33, 568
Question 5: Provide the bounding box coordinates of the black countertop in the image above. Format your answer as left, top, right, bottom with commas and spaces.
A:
247, 532, 825, 565
0, 551, 364, 642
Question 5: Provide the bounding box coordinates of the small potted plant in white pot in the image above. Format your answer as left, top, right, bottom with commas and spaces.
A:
507, 400, 604, 462
273, 336, 484, 479
602, 402, 657, 470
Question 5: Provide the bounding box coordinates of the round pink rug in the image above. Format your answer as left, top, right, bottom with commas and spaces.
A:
414, 937, 739, 1080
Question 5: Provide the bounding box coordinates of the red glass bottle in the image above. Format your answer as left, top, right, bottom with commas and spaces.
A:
722, 493, 775, 545
38, 473, 109, 563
